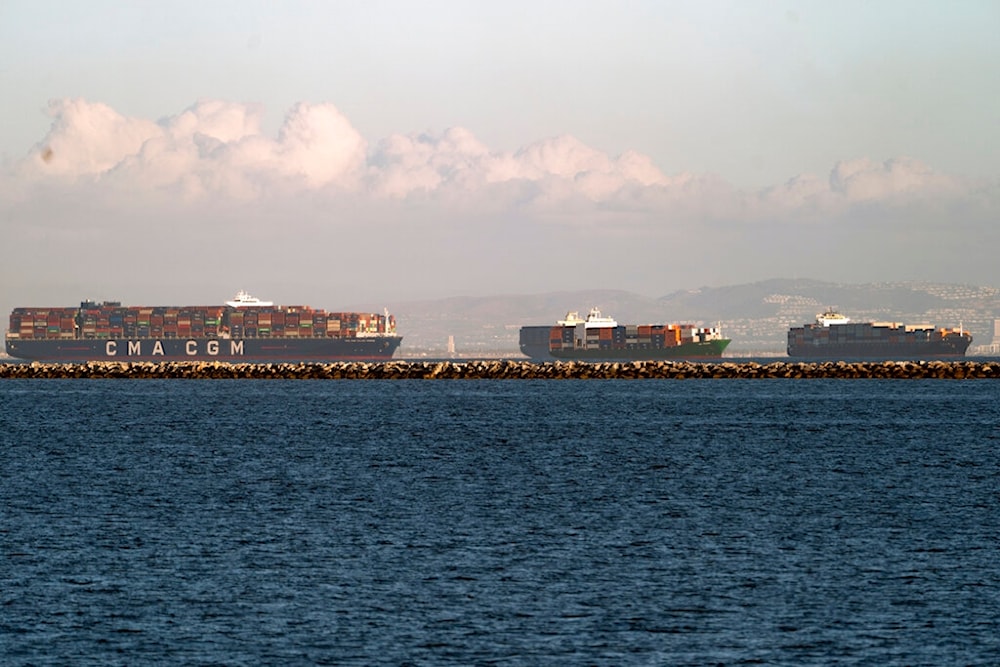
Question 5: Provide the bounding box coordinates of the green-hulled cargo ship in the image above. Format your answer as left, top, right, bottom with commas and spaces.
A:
519, 308, 730, 361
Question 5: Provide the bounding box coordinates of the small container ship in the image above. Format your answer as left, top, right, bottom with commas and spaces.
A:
786, 309, 972, 359
5, 291, 402, 362
519, 308, 730, 361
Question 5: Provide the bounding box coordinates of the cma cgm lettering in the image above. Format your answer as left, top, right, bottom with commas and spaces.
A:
5, 292, 403, 362
105, 339, 245, 358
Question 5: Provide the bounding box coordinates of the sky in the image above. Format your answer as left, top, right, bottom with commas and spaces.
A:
1, 0, 999, 316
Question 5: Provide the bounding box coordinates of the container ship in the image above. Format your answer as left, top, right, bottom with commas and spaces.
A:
519, 308, 730, 361
5, 292, 402, 362
787, 310, 972, 359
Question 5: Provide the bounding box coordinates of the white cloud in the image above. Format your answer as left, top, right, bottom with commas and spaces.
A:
29, 99, 161, 177
167, 99, 265, 143
5, 98, 992, 224
13, 99, 681, 205
757, 173, 839, 219
829, 157, 962, 202
513, 135, 611, 179
367, 130, 480, 198
19, 99, 369, 199
274, 102, 367, 188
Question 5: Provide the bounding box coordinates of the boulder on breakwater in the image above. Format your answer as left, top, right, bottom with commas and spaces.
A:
1, 360, 998, 379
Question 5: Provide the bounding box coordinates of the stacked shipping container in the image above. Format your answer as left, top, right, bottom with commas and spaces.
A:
520, 309, 730, 360
549, 322, 722, 352
787, 317, 972, 358
8, 308, 79, 340
7, 301, 397, 341
789, 321, 960, 347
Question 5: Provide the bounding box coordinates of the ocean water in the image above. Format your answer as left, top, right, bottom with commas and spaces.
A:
2, 379, 999, 666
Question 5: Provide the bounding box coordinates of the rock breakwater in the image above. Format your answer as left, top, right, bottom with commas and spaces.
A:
1, 360, 998, 379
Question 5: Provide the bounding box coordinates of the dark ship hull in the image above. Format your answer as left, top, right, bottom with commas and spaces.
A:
5, 336, 401, 362
786, 338, 971, 360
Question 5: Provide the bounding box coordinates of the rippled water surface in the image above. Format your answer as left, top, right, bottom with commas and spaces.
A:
2, 379, 999, 665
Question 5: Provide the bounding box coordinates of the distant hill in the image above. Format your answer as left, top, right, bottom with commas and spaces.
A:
382, 279, 1000, 357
